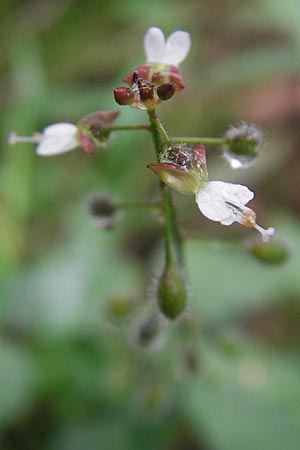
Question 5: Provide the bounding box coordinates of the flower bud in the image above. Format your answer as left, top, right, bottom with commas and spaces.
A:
157, 83, 175, 101
223, 122, 264, 169
86, 193, 118, 229
121, 63, 185, 110
249, 241, 289, 265
158, 264, 186, 319
113, 87, 134, 105
131, 314, 162, 350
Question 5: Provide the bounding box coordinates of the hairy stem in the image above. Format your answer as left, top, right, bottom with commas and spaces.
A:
172, 136, 226, 145
106, 124, 151, 133
147, 109, 184, 268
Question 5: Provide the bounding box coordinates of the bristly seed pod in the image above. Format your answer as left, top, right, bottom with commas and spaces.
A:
158, 264, 186, 319
223, 122, 264, 169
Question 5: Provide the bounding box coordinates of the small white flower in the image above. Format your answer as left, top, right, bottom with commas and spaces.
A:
144, 26, 191, 66
9, 123, 78, 156
195, 181, 275, 242
36, 123, 78, 156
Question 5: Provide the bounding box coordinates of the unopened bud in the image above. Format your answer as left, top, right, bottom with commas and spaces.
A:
223, 122, 264, 169
157, 83, 175, 101
158, 264, 186, 319
114, 87, 134, 105
139, 86, 154, 103
86, 193, 118, 229
249, 241, 289, 265
131, 314, 162, 350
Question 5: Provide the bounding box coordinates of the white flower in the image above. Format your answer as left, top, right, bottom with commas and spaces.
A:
36, 123, 78, 156
195, 181, 275, 242
144, 26, 191, 66
9, 123, 78, 156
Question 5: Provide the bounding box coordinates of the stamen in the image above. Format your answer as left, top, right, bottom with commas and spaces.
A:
254, 225, 275, 242
8, 132, 42, 145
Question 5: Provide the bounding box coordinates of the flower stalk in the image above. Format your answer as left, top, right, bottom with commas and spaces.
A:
147, 107, 186, 319
172, 136, 226, 145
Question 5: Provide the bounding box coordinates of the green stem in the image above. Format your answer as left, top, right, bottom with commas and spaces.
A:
147, 109, 171, 156
172, 136, 226, 145
106, 124, 151, 133
147, 108, 183, 267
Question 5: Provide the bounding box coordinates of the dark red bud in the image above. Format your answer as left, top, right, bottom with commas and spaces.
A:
113, 87, 134, 105
157, 83, 175, 101
139, 86, 154, 102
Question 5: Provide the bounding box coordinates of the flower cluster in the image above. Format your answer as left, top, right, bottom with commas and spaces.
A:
114, 27, 191, 110
8, 26, 274, 245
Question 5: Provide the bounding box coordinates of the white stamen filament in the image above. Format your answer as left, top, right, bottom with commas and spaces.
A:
8, 132, 42, 145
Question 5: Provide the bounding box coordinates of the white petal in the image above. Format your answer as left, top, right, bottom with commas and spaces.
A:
37, 123, 78, 156
165, 30, 191, 66
196, 184, 234, 224
144, 27, 166, 63
215, 181, 254, 205
195, 181, 254, 225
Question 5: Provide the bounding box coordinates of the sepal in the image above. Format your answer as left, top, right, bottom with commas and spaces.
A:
148, 143, 208, 194
77, 110, 120, 153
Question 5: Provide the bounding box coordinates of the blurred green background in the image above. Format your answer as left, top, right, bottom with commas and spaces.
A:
1, 0, 300, 449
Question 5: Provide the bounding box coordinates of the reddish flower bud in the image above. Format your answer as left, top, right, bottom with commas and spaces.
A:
113, 87, 134, 105
139, 86, 154, 103
157, 83, 175, 101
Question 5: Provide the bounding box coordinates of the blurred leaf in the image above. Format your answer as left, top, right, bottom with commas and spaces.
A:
1, 210, 142, 336
186, 217, 300, 321
181, 343, 300, 450
0, 339, 38, 427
